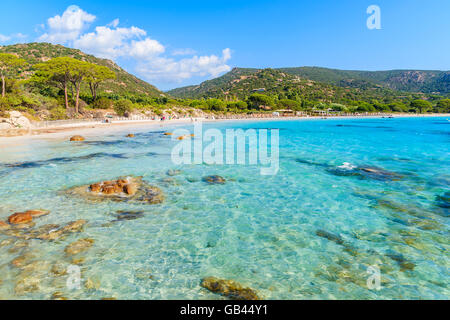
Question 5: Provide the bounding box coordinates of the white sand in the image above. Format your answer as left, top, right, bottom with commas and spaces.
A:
0, 113, 449, 147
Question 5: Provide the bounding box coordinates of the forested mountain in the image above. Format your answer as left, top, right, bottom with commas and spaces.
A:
278, 67, 450, 95
0, 42, 163, 97
168, 67, 450, 99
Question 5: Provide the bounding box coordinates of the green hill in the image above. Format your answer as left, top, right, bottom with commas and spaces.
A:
168, 67, 449, 100
168, 67, 416, 103
0, 42, 163, 97
278, 67, 450, 94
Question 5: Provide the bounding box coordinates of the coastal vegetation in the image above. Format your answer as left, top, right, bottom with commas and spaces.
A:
0, 43, 449, 122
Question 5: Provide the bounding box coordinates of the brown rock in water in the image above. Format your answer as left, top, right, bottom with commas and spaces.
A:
66, 176, 164, 205
123, 183, 137, 195
51, 263, 67, 276
36, 220, 87, 240
51, 292, 68, 300
61, 219, 87, 233
64, 238, 94, 256
70, 135, 85, 141
200, 277, 260, 300
117, 179, 128, 187
8, 212, 33, 225
11, 252, 35, 268
163, 132, 173, 136
126, 134, 135, 138
0, 221, 10, 230
177, 136, 186, 140
25, 209, 50, 218
202, 175, 226, 184
15, 276, 40, 295
113, 183, 123, 194
101, 185, 116, 195
90, 183, 102, 193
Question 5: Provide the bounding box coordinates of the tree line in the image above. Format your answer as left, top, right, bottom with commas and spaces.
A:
0, 53, 115, 114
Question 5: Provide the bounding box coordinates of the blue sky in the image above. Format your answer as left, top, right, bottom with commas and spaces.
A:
0, 0, 449, 90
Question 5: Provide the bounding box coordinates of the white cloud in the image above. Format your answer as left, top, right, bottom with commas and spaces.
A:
39, 5, 96, 43
129, 38, 165, 60
37, 6, 232, 84
107, 19, 120, 28
172, 48, 197, 56
74, 25, 147, 59
0, 34, 11, 42
0, 33, 28, 44
135, 48, 232, 82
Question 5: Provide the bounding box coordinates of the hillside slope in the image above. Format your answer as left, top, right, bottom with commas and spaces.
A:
0, 42, 163, 97
168, 67, 450, 99
167, 67, 408, 103
278, 67, 450, 94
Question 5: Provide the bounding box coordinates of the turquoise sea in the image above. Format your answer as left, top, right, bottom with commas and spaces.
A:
0, 117, 449, 299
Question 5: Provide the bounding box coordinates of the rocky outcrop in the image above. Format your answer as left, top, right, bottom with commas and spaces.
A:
65, 176, 164, 204
126, 134, 135, 138
201, 277, 260, 300
0, 111, 32, 130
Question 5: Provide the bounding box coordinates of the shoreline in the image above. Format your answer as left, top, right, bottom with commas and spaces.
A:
0, 113, 449, 146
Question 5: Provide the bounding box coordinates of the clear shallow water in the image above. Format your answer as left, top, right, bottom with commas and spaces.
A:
0, 117, 449, 299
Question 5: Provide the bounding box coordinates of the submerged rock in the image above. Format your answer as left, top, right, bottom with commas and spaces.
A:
8, 212, 33, 225
202, 175, 226, 184
65, 238, 94, 256
114, 210, 145, 221
316, 230, 344, 245
65, 176, 164, 204
51, 263, 68, 276
15, 276, 40, 295
435, 192, 450, 217
26, 210, 50, 218
51, 292, 68, 300
386, 252, 415, 271
0, 221, 10, 230
297, 159, 402, 182
328, 165, 403, 181
316, 229, 359, 256
11, 252, 35, 268
126, 134, 135, 138
35, 219, 87, 241
167, 169, 182, 176
70, 135, 85, 141
201, 277, 260, 300
7, 209, 49, 226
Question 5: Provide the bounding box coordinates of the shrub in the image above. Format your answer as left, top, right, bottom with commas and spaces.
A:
93, 97, 114, 109
49, 106, 68, 120
410, 99, 432, 113
206, 98, 226, 112
114, 99, 133, 116
278, 99, 300, 110
247, 93, 274, 109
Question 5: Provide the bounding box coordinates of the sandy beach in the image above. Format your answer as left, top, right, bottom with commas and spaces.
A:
0, 113, 449, 147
